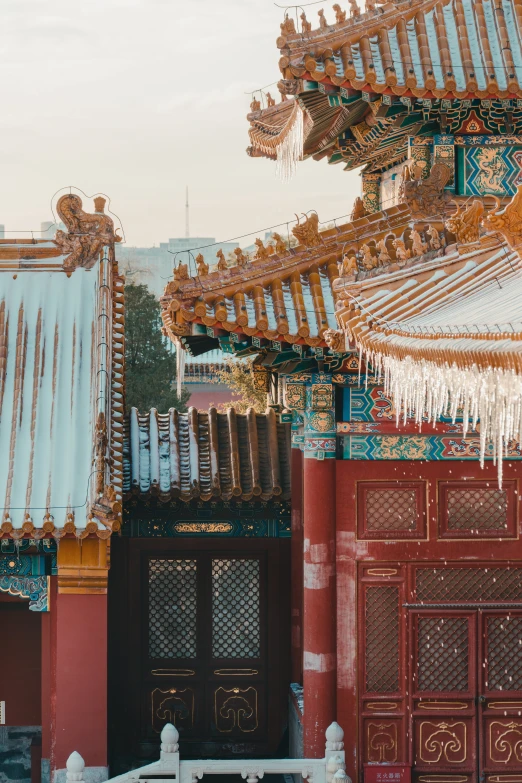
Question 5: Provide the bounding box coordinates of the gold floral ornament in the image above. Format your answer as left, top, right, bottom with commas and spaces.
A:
484, 185, 522, 250
292, 212, 322, 247
445, 199, 484, 246
54, 194, 121, 271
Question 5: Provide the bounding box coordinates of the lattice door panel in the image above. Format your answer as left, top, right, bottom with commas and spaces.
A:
212, 558, 261, 659
484, 615, 522, 692
416, 567, 522, 603
148, 558, 198, 659
364, 585, 400, 693
416, 616, 470, 692
439, 480, 517, 539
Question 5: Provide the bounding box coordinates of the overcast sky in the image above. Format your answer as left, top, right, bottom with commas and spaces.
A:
2, 0, 361, 247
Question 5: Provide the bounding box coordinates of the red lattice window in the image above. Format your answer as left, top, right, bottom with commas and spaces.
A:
357, 481, 427, 540
415, 567, 522, 603
439, 480, 518, 539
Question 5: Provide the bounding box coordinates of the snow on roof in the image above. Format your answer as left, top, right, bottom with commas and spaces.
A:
0, 259, 112, 535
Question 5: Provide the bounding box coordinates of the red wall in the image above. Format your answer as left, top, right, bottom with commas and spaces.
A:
51, 592, 107, 771
0, 598, 41, 725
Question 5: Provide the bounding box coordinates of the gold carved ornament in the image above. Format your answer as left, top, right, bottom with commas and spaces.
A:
54, 194, 121, 271
195, 254, 209, 276
445, 199, 484, 246
484, 185, 522, 250
214, 686, 258, 733
151, 687, 195, 733
292, 212, 322, 248
418, 721, 467, 765
490, 721, 522, 764
399, 162, 452, 218
367, 722, 398, 762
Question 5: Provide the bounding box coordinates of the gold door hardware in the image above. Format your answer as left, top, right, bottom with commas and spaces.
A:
151, 669, 195, 677
213, 668, 259, 676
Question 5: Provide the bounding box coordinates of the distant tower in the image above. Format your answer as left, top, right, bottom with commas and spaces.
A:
185, 186, 190, 239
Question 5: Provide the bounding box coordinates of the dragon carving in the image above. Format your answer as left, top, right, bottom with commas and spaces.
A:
445, 199, 484, 245
54, 194, 121, 270
483, 185, 522, 249
399, 162, 452, 218
292, 212, 322, 247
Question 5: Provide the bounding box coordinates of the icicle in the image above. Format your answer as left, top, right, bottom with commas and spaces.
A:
275, 102, 304, 182
362, 350, 522, 487
174, 338, 186, 399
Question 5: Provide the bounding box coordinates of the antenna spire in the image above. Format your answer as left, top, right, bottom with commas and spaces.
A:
185, 186, 190, 239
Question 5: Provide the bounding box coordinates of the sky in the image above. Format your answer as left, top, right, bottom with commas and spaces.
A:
2, 0, 361, 247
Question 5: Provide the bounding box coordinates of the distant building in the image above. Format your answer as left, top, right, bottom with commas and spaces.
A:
41, 220, 66, 239
116, 236, 239, 298
0, 225, 4, 239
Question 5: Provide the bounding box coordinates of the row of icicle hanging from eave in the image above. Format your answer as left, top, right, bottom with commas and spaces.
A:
275, 101, 305, 182
358, 345, 522, 487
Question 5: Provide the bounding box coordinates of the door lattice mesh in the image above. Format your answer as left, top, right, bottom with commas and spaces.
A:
487, 616, 522, 691
365, 586, 400, 693
148, 559, 197, 659
446, 488, 509, 531
212, 559, 261, 659
417, 617, 469, 692
416, 568, 522, 602
365, 489, 418, 531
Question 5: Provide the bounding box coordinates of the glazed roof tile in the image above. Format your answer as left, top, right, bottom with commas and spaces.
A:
277, 0, 522, 99
124, 407, 291, 502
161, 203, 412, 347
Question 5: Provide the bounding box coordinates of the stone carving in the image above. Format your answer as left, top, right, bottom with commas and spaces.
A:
270, 232, 286, 255
300, 12, 312, 32
332, 4, 346, 22
174, 263, 189, 282
196, 253, 209, 276
292, 213, 322, 247
392, 238, 411, 262
266, 92, 276, 107
427, 225, 442, 250
318, 9, 328, 28
376, 238, 391, 264
233, 247, 249, 267
399, 162, 452, 217
216, 249, 228, 271
351, 196, 367, 221
445, 199, 484, 245
278, 78, 303, 96
411, 229, 427, 256
484, 185, 522, 249
338, 253, 358, 277
54, 194, 121, 270
324, 329, 345, 352
280, 14, 296, 34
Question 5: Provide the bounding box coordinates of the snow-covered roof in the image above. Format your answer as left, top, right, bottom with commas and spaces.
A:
0, 194, 124, 538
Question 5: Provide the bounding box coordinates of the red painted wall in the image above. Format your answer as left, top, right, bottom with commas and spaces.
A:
0, 598, 41, 725
334, 458, 522, 781
51, 591, 107, 772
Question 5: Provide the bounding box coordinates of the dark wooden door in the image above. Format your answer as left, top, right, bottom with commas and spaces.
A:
145, 552, 266, 741
109, 537, 290, 767
410, 608, 522, 783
